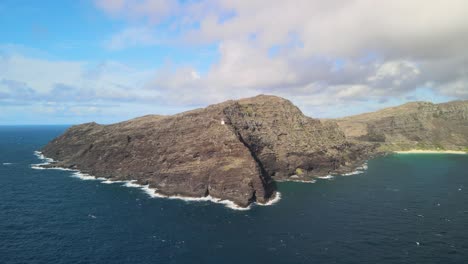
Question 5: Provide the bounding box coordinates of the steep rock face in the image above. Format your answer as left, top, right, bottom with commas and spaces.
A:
41, 95, 374, 207
223, 96, 374, 179
42, 104, 275, 207
335, 100, 468, 150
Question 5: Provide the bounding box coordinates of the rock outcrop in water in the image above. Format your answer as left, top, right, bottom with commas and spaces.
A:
42, 96, 467, 207
335, 100, 468, 151
41, 95, 374, 207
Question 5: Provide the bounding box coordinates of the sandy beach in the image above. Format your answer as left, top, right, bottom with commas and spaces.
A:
395, 150, 467, 154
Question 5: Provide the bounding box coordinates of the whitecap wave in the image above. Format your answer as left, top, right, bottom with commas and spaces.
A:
31, 165, 47, 170
318, 175, 334, 180
210, 196, 252, 211
123, 180, 142, 188
257, 192, 282, 206
138, 184, 252, 211
31, 157, 75, 171
30, 150, 281, 211
102, 180, 126, 184
2, 162, 13, 165
31, 151, 55, 169
340, 162, 368, 176
50, 167, 77, 171
358, 162, 368, 170
33, 151, 54, 163
342, 170, 363, 176
70, 171, 104, 181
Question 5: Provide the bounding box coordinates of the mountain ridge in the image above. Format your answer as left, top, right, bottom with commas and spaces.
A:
336, 99, 468, 151
39, 95, 468, 207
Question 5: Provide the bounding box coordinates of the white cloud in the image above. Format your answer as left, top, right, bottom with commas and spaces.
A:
184, 0, 468, 59
92, 0, 468, 109
190, 70, 200, 80
105, 27, 159, 50
369, 61, 420, 83
0, 48, 193, 124
0, 50, 157, 104
95, 0, 177, 23
0, 53, 84, 93
437, 79, 468, 98
3, 1, 468, 124
209, 40, 297, 88
336, 85, 371, 99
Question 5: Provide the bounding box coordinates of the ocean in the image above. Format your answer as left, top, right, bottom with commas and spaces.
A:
1, 126, 467, 264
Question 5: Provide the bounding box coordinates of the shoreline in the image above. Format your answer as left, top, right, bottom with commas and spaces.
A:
394, 149, 467, 155
276, 161, 368, 183
31, 151, 369, 209
31, 151, 281, 211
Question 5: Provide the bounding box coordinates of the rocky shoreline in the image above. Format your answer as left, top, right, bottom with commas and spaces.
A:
38, 95, 467, 208
39, 95, 378, 208
32, 151, 281, 210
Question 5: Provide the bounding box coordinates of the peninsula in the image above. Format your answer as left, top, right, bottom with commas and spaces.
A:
39, 95, 468, 207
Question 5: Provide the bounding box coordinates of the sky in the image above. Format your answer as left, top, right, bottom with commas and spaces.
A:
1, 0, 467, 125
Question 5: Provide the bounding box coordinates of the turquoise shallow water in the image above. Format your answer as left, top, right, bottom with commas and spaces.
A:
1, 126, 468, 264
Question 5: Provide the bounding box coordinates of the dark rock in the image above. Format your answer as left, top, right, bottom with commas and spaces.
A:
336, 100, 468, 151
40, 95, 377, 207
223, 96, 375, 179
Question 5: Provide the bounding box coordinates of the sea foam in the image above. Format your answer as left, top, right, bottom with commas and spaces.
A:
70, 171, 106, 181
342, 170, 363, 176
123, 180, 142, 188
31, 151, 55, 170
341, 162, 368, 176
33, 151, 54, 163
102, 180, 126, 184
289, 179, 317, 183
278, 161, 369, 182
137, 183, 253, 211
31, 151, 278, 211
257, 192, 282, 206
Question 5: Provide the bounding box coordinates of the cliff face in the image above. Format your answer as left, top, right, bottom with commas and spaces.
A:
41, 95, 373, 207
335, 100, 468, 151
42, 102, 274, 207
223, 96, 373, 178
40, 96, 468, 207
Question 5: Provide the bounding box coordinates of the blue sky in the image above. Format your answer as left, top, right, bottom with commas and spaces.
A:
1, 0, 467, 124
0, 1, 217, 70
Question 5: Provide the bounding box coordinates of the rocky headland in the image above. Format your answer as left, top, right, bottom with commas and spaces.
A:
335, 100, 468, 152
39, 96, 468, 208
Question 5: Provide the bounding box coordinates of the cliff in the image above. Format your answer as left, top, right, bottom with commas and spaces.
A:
335, 100, 468, 151
40, 95, 374, 207
42, 96, 467, 207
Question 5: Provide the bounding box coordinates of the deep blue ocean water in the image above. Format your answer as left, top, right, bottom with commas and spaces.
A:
1, 126, 468, 264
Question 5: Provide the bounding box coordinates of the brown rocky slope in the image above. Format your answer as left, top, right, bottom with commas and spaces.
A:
40, 95, 374, 207
335, 100, 468, 151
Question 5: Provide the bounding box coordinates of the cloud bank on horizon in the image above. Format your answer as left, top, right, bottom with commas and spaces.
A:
1, 0, 467, 124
